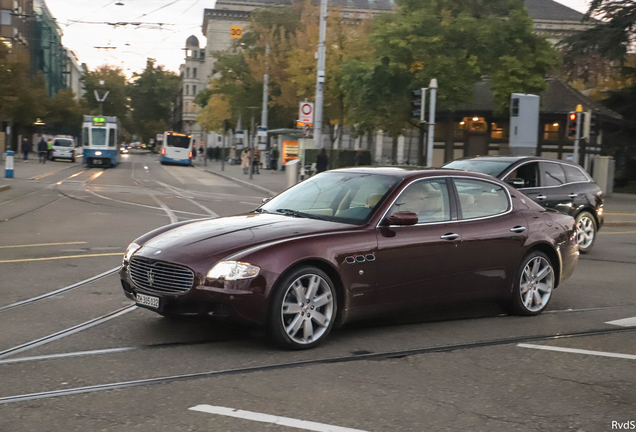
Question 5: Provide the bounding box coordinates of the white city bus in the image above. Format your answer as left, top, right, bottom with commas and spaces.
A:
160, 131, 193, 166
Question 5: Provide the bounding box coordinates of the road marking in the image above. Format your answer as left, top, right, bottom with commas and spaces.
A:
605, 212, 636, 216
0, 305, 137, 359
605, 317, 636, 327
188, 405, 370, 432
599, 231, 636, 235
518, 343, 636, 360
31, 172, 56, 180
0, 252, 123, 263
0, 241, 86, 249
156, 181, 218, 217
0, 347, 135, 365
147, 191, 179, 223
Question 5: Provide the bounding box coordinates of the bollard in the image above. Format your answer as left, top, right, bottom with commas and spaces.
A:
5, 150, 14, 178
285, 159, 299, 188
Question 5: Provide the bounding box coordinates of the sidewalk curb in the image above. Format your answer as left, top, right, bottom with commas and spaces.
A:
197, 166, 279, 196
0, 184, 10, 193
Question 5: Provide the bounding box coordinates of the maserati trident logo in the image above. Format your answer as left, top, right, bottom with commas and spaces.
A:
147, 268, 154, 287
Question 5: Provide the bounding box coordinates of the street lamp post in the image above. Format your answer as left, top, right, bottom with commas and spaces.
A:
313, 0, 328, 150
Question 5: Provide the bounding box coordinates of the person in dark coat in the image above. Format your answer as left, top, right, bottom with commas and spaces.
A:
21, 138, 32, 161
316, 148, 328, 173
37, 138, 48, 163
269, 144, 279, 173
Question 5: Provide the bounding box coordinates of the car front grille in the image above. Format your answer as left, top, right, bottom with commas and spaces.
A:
129, 257, 195, 295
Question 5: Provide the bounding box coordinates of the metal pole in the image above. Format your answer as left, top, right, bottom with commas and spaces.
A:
426, 79, 438, 167
313, 0, 328, 150
574, 104, 582, 164
221, 121, 226, 171
249, 114, 255, 180
261, 44, 269, 131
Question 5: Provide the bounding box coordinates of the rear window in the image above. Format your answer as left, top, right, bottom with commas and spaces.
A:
541, 162, 566, 187
167, 135, 191, 149
54, 139, 73, 147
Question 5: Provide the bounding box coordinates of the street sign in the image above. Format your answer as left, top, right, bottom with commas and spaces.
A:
156, 133, 163, 142
257, 126, 267, 138
230, 26, 242, 38
299, 102, 314, 124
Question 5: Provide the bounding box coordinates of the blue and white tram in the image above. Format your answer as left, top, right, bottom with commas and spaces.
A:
160, 131, 193, 166
82, 115, 120, 168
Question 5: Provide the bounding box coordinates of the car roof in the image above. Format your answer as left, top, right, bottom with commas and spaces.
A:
446, 155, 583, 168
329, 167, 502, 182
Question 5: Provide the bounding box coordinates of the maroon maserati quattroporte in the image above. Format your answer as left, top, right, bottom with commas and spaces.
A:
120, 168, 579, 349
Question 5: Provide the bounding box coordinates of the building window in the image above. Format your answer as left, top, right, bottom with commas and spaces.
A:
491, 122, 508, 139
186, 67, 190, 78
193, 68, 197, 78
185, 85, 189, 96
543, 122, 559, 141
1, 10, 11, 25
184, 102, 189, 113
193, 85, 197, 95
186, 49, 192, 57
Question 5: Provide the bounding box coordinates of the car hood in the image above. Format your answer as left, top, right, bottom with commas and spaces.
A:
134, 213, 354, 266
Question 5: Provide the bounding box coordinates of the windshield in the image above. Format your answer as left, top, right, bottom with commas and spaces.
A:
167, 135, 191, 149
54, 139, 73, 147
91, 129, 107, 146
444, 159, 512, 177
260, 172, 401, 225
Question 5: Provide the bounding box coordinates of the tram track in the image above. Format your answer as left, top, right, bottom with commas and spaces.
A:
0, 324, 634, 405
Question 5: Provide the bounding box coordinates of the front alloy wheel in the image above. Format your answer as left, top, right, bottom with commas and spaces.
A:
510, 251, 554, 316
269, 266, 336, 349
576, 211, 596, 253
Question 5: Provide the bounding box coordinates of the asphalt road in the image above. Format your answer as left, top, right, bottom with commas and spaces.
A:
0, 152, 634, 432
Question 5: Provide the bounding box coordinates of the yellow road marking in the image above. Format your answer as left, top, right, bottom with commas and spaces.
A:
605, 212, 636, 216
0, 242, 87, 249
33, 172, 56, 180
0, 252, 123, 263
599, 231, 636, 235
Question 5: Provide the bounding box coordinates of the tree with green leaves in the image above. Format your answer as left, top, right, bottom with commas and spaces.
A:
45, 89, 86, 137
127, 58, 180, 143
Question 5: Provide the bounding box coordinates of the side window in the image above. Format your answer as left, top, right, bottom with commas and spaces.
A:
541, 162, 566, 187
108, 129, 116, 147
455, 178, 510, 219
506, 162, 539, 188
388, 179, 451, 223
562, 164, 589, 183
82, 127, 89, 147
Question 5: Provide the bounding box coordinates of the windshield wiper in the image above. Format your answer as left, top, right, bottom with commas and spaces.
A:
275, 209, 327, 221
253, 208, 269, 213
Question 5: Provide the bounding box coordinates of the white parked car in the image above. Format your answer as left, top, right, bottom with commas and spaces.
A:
52, 137, 81, 162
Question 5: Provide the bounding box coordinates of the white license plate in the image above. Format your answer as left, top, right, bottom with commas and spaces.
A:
136, 293, 159, 309
93, 159, 103, 165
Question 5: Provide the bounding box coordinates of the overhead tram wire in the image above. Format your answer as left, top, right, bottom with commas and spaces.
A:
133, 0, 183, 19
66, 0, 119, 28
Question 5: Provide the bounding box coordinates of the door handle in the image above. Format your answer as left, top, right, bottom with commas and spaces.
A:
536, 195, 547, 200
510, 226, 526, 233
568, 193, 578, 198
440, 233, 459, 240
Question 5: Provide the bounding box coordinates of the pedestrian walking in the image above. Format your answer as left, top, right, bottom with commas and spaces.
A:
252, 148, 260, 174
270, 144, 279, 173
316, 148, 329, 173
46, 139, 53, 160
21, 138, 32, 162
38, 138, 48, 163
241, 148, 250, 174
198, 145, 204, 161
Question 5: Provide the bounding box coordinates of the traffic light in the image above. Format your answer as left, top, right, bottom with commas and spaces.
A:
411, 89, 424, 121
589, 113, 599, 136
567, 112, 578, 139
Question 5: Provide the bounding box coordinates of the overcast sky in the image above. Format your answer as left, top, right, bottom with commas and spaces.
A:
46, 0, 590, 77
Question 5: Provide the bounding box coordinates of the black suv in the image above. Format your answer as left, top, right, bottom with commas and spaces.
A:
444, 156, 604, 253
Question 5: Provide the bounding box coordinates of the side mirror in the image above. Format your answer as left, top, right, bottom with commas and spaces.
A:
505, 178, 525, 189
384, 211, 419, 226
262, 197, 272, 204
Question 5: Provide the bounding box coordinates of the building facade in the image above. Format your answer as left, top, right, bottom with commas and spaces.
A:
0, 0, 33, 58
65, 49, 86, 100
32, 0, 65, 98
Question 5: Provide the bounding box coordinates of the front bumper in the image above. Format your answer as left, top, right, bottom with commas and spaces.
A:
120, 264, 270, 325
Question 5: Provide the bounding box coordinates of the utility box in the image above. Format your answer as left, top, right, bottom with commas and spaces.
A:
509, 93, 540, 156
592, 156, 615, 196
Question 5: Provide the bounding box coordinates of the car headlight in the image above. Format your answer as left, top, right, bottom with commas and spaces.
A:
124, 242, 140, 262
207, 261, 260, 280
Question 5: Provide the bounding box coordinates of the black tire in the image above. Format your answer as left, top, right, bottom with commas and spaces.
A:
576, 211, 597, 254
51, 157, 55, 161
71, 157, 75, 163
268, 265, 337, 350
509, 251, 554, 316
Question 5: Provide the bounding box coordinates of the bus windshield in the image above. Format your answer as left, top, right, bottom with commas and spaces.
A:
166, 135, 191, 149
91, 129, 107, 146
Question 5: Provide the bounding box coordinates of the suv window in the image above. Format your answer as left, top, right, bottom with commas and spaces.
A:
454, 178, 509, 219
505, 162, 539, 188
388, 179, 451, 223
541, 162, 566, 187
562, 164, 589, 183
53, 139, 73, 147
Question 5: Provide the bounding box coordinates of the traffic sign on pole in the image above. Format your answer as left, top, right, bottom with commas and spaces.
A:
299, 102, 314, 124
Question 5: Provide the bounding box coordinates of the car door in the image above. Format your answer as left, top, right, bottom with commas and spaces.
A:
561, 163, 597, 216
538, 162, 573, 214
453, 177, 528, 299
375, 178, 462, 309
503, 161, 545, 205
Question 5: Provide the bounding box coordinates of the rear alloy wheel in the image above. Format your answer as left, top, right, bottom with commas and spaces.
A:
576, 211, 597, 254
269, 266, 336, 349
509, 251, 554, 316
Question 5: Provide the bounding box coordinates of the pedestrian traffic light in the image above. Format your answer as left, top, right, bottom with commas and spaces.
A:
411, 89, 423, 121
567, 112, 578, 139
